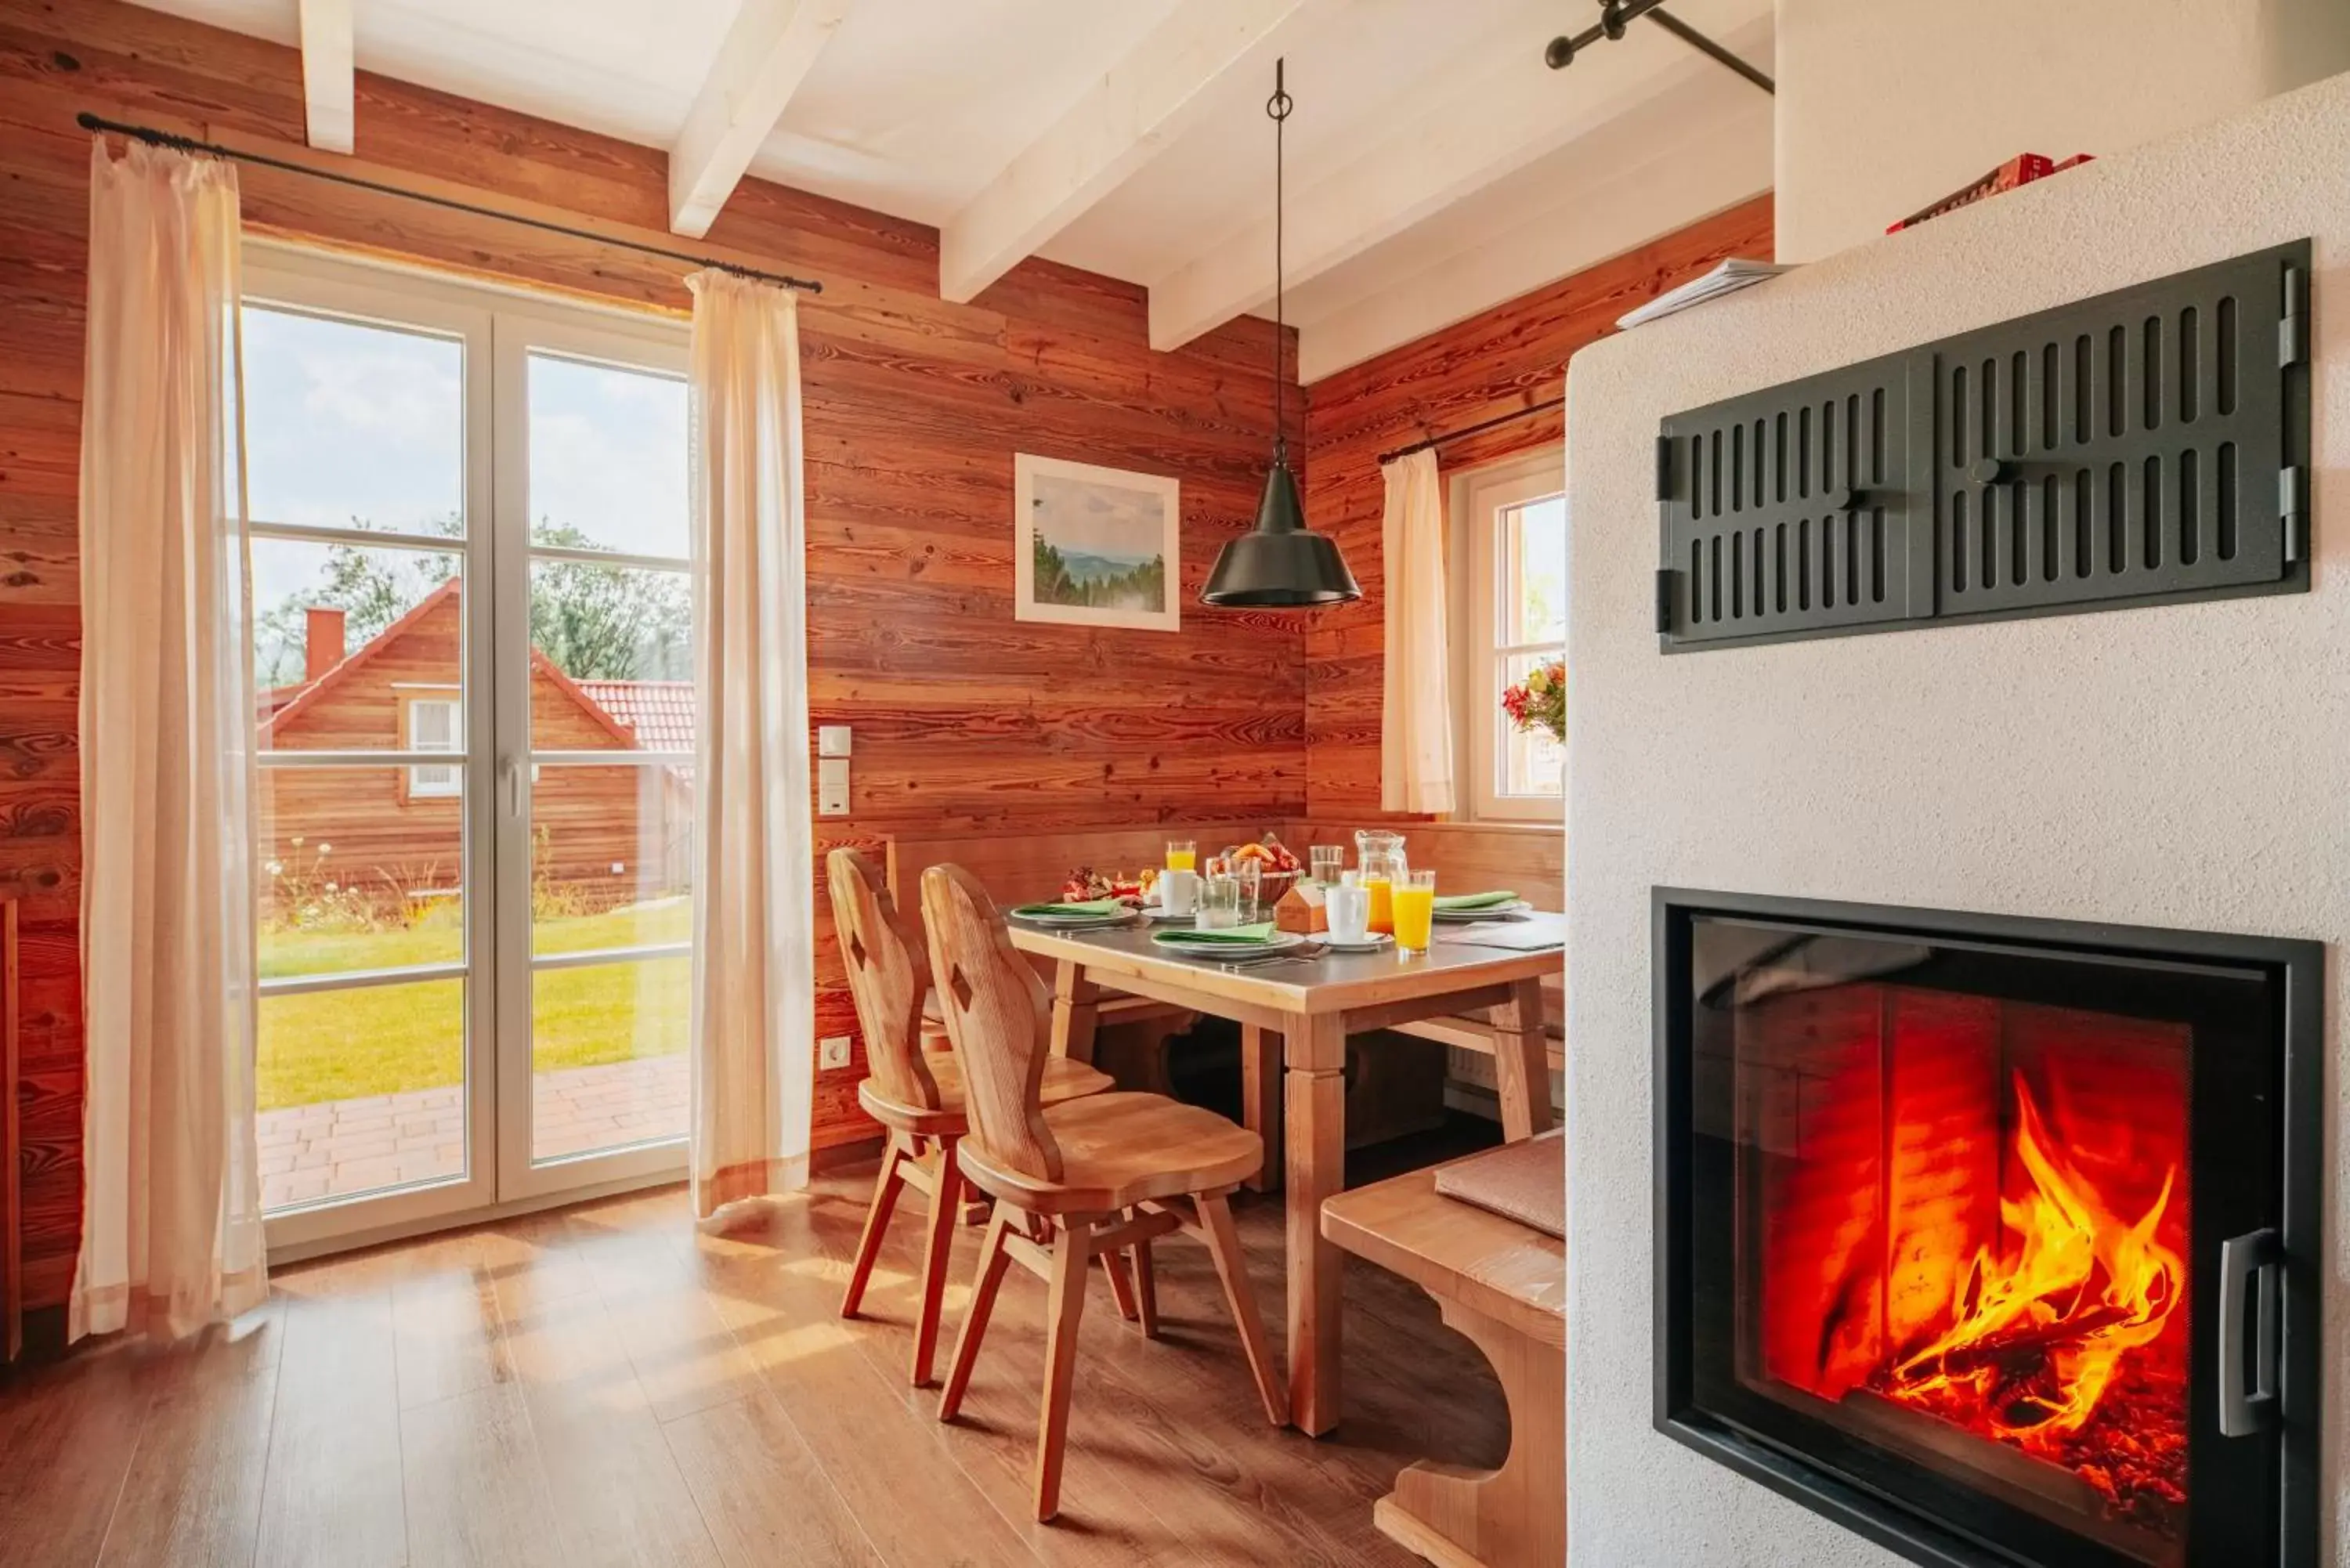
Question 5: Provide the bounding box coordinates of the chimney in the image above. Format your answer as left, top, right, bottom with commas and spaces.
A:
304, 607, 346, 681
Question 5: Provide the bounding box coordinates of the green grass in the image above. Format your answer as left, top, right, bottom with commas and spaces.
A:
256, 899, 691, 1112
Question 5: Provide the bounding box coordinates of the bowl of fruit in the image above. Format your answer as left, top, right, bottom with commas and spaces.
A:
1218, 834, 1303, 907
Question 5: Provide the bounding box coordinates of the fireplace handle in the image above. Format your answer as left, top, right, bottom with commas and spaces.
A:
2217, 1227, 2283, 1438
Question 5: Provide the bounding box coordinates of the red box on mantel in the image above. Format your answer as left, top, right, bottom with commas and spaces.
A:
1885, 152, 2095, 235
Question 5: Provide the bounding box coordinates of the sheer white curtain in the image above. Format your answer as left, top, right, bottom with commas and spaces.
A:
1379, 448, 1455, 814
73, 138, 267, 1341
685, 270, 816, 1218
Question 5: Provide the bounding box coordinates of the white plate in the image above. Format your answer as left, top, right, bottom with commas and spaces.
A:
1150, 929, 1306, 956
1318, 933, 1393, 953
1142, 905, 1192, 922
1430, 900, 1533, 922
1011, 910, 1133, 928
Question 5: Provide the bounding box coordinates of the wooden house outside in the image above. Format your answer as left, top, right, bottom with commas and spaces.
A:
257, 581, 692, 930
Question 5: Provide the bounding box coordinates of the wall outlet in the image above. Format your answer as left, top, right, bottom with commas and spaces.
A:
818, 756, 850, 816
819, 1035, 853, 1070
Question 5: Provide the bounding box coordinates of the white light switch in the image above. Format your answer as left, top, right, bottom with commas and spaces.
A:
818, 756, 850, 816
818, 725, 852, 757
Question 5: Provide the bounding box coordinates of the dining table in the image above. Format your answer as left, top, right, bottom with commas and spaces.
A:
1003, 915, 1560, 1437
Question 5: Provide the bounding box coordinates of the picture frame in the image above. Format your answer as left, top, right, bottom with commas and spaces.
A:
1014, 453, 1180, 632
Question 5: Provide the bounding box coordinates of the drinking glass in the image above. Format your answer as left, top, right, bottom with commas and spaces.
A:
1309, 845, 1344, 887
1166, 838, 1198, 873
1232, 858, 1263, 920
1392, 869, 1438, 954
1198, 865, 1242, 930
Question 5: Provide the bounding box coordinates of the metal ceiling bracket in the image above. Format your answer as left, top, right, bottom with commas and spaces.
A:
1545, 1, 1775, 94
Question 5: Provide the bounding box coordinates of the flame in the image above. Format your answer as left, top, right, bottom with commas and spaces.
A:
1878, 1075, 2185, 1450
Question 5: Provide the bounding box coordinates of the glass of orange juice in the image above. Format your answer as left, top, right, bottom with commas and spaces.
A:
1392, 870, 1437, 954
1166, 839, 1197, 873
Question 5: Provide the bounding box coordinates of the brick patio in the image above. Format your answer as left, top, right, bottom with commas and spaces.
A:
257, 1053, 689, 1209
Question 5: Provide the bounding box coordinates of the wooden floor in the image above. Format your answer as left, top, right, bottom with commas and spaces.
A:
0, 1138, 1507, 1567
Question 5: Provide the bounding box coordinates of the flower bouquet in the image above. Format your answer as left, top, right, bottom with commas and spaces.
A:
1500, 659, 1565, 743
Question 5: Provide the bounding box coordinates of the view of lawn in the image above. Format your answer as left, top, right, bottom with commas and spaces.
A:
256, 898, 689, 1112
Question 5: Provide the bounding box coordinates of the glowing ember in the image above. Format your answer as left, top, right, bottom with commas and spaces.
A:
1874, 1074, 2186, 1469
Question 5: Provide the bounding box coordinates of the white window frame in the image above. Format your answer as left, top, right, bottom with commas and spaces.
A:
1448, 449, 1567, 823
402, 692, 462, 797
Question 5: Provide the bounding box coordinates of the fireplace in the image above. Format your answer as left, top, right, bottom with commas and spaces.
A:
1653, 890, 2321, 1568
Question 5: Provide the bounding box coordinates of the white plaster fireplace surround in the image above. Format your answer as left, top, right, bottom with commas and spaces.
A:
1562, 70, 2350, 1568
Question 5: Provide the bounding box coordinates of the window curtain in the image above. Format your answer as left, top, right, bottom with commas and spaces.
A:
1379, 448, 1455, 814
685, 270, 815, 1218
72, 138, 268, 1341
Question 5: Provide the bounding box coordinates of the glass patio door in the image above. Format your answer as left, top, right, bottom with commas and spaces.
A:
244, 245, 693, 1252
490, 314, 696, 1202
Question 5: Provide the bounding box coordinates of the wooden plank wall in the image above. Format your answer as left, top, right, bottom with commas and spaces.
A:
0, 0, 1307, 1310
1298, 196, 1777, 821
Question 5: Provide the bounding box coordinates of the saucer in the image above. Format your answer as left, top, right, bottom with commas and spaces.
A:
1319, 933, 1393, 952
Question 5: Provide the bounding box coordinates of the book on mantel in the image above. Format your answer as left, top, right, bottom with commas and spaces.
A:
1615, 258, 1792, 330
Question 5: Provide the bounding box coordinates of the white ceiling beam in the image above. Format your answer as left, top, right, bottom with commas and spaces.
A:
667, 0, 855, 238
1146, 2, 1774, 352
297, 0, 354, 154
1294, 85, 1773, 382
937, 0, 1339, 305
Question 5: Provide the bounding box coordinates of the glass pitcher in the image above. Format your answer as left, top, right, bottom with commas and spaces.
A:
1354, 829, 1407, 934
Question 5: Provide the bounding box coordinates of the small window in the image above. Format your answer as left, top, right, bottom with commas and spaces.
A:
1452, 453, 1567, 822
405, 696, 461, 797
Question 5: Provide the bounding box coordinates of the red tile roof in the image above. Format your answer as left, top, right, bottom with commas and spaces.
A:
579, 680, 695, 753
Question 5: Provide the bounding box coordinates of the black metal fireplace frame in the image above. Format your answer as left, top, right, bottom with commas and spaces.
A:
1651, 887, 2323, 1568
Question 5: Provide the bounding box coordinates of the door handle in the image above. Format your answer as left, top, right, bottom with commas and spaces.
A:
501, 756, 524, 818
2217, 1227, 2282, 1438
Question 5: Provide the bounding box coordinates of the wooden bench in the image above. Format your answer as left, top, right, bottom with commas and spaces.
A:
1322, 1147, 1564, 1568
1385, 988, 1564, 1074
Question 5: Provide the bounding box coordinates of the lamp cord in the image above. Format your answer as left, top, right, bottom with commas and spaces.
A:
1268, 59, 1292, 462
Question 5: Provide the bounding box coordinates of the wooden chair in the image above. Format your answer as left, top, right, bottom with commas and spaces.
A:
920, 864, 1288, 1522
828, 848, 1112, 1387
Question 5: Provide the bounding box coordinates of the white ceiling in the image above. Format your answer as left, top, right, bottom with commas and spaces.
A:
132, 0, 1776, 382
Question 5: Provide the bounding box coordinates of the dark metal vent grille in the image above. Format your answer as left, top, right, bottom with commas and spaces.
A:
1663, 359, 1919, 644
1931, 247, 2294, 616
1655, 241, 2309, 651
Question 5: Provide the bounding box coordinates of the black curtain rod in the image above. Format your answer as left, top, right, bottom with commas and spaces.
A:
1379, 396, 1565, 467
75, 111, 823, 294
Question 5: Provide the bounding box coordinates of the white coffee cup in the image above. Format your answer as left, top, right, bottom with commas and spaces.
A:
1158, 869, 1199, 917
1325, 873, 1370, 944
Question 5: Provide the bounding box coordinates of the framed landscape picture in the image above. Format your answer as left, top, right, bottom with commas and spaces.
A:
1014, 453, 1180, 632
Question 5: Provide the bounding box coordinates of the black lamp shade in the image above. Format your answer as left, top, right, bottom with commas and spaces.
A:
1200, 456, 1361, 607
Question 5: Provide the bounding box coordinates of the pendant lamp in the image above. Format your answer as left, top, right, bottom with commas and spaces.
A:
1201, 60, 1360, 609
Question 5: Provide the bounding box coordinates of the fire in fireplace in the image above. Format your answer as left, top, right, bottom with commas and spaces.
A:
1654, 891, 2319, 1568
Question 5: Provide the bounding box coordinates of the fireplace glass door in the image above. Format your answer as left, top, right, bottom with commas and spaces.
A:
1660, 897, 2314, 1568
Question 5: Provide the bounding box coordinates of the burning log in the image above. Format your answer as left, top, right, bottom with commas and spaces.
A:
1908, 1302, 2131, 1382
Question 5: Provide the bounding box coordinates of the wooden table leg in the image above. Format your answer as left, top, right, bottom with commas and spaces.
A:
1491, 976, 1556, 1143
1285, 1012, 1347, 1436
1241, 1024, 1282, 1194
1049, 959, 1100, 1063
1372, 1295, 1564, 1568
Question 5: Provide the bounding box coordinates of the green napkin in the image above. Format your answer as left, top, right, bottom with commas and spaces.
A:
1013, 898, 1120, 916
1434, 891, 1518, 911
1153, 921, 1278, 945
